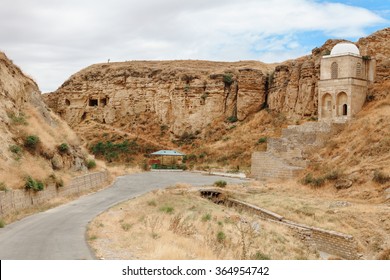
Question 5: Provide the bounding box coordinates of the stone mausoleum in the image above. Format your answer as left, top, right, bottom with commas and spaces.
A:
318, 42, 375, 122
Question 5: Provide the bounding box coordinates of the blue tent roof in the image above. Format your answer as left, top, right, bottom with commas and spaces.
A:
150, 150, 185, 156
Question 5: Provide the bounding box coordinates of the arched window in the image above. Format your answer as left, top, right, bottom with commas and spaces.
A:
356, 62, 362, 78
331, 62, 338, 79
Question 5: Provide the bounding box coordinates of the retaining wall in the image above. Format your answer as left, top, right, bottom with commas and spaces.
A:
200, 189, 359, 259
0, 171, 108, 217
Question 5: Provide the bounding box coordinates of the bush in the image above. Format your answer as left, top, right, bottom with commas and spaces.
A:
9, 144, 22, 155
201, 213, 212, 222
0, 219, 5, 228
251, 251, 271, 260
226, 116, 238, 123
301, 173, 325, 188
90, 140, 139, 162
8, 112, 28, 125
217, 231, 226, 243
58, 143, 69, 153
223, 73, 233, 85
25, 176, 44, 191
24, 135, 40, 150
373, 170, 390, 184
257, 137, 267, 144
214, 180, 227, 188
86, 159, 97, 169
159, 205, 174, 214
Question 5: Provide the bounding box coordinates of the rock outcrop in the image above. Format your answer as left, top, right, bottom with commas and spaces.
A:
43, 28, 390, 167
0, 52, 89, 188
44, 61, 274, 137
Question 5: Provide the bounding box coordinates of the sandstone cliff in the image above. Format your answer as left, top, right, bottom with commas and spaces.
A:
0, 52, 91, 189
44, 60, 274, 138
43, 28, 390, 168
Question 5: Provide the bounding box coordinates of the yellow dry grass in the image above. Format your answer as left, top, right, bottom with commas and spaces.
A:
88, 184, 318, 260
241, 180, 390, 260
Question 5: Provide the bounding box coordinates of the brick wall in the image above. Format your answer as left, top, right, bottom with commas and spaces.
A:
0, 171, 108, 217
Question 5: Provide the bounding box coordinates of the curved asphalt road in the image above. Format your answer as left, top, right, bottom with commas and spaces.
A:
0, 172, 245, 260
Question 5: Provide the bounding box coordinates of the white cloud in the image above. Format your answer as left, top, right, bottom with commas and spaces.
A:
0, 0, 387, 92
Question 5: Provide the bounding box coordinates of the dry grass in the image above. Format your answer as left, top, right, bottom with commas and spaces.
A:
88, 180, 390, 260
307, 96, 390, 191
241, 180, 390, 260
88, 184, 318, 260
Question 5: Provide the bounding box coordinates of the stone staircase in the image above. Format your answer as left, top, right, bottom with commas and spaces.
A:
251, 121, 332, 180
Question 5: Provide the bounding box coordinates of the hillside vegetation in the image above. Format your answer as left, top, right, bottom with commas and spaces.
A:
0, 52, 100, 191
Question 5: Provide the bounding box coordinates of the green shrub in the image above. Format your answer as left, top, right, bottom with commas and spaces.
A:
58, 143, 69, 153
25, 176, 44, 191
86, 159, 97, 169
159, 205, 174, 214
201, 213, 212, 222
223, 73, 233, 85
257, 137, 267, 144
217, 231, 226, 243
90, 140, 139, 162
0, 219, 5, 228
373, 170, 390, 184
24, 135, 40, 150
251, 251, 271, 260
8, 112, 28, 125
9, 144, 22, 155
226, 116, 238, 123
301, 173, 325, 188
121, 223, 132, 231
214, 180, 227, 188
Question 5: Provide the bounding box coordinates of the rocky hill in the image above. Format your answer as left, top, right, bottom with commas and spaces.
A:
43, 28, 390, 169
0, 52, 95, 190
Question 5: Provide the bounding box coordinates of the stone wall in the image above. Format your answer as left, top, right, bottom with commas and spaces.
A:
0, 171, 108, 217
200, 189, 359, 259
251, 122, 331, 180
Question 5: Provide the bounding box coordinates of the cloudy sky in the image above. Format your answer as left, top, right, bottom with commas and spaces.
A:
1, 0, 389, 92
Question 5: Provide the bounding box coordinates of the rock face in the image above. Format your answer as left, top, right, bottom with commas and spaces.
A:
0, 52, 88, 188
43, 28, 390, 155
44, 61, 273, 137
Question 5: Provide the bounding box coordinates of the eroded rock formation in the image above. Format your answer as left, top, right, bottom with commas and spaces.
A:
44, 61, 273, 137
0, 52, 89, 188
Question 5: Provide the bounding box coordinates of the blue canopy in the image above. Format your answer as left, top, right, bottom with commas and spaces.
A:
150, 150, 185, 156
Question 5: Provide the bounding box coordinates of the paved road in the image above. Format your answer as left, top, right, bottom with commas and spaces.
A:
0, 172, 245, 260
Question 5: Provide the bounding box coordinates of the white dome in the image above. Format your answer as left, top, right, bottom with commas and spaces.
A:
330, 43, 360, 56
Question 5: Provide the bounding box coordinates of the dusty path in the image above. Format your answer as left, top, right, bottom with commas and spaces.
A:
0, 172, 245, 259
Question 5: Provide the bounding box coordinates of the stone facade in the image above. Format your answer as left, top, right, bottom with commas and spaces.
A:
318, 43, 375, 122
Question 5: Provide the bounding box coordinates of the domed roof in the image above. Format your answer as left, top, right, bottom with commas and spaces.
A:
330, 42, 360, 56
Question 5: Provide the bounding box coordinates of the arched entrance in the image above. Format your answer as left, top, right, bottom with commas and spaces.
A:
336, 92, 348, 117
321, 93, 333, 119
